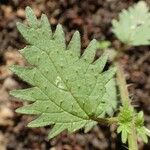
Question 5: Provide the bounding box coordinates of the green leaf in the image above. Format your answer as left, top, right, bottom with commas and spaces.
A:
135, 111, 150, 143
112, 1, 150, 46
10, 7, 116, 139
137, 127, 148, 143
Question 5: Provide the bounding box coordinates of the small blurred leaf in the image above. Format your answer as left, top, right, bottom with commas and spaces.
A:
112, 1, 150, 46
97, 40, 111, 49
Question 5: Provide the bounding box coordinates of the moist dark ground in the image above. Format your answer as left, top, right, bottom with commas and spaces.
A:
0, 0, 150, 150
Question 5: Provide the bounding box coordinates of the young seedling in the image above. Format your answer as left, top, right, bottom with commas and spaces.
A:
10, 1, 150, 149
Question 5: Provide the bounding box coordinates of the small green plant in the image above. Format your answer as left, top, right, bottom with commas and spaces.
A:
117, 105, 149, 143
10, 1, 150, 150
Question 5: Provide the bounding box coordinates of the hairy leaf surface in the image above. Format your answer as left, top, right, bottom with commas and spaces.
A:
10, 7, 117, 139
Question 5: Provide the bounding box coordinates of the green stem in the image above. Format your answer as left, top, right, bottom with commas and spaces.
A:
115, 62, 130, 105
115, 62, 138, 150
93, 117, 118, 125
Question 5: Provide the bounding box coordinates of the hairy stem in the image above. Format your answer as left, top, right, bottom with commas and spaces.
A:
115, 62, 130, 105
115, 62, 138, 150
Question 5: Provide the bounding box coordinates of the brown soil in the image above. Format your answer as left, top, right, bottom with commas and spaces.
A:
0, 0, 150, 150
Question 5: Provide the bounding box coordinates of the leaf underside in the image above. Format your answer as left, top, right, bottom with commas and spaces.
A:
112, 1, 150, 46
10, 7, 117, 139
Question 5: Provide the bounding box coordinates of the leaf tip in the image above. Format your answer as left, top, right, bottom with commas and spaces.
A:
25, 6, 33, 15
9, 90, 17, 97
15, 107, 23, 113
16, 22, 23, 30
9, 65, 16, 73
27, 121, 35, 128
91, 39, 97, 44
